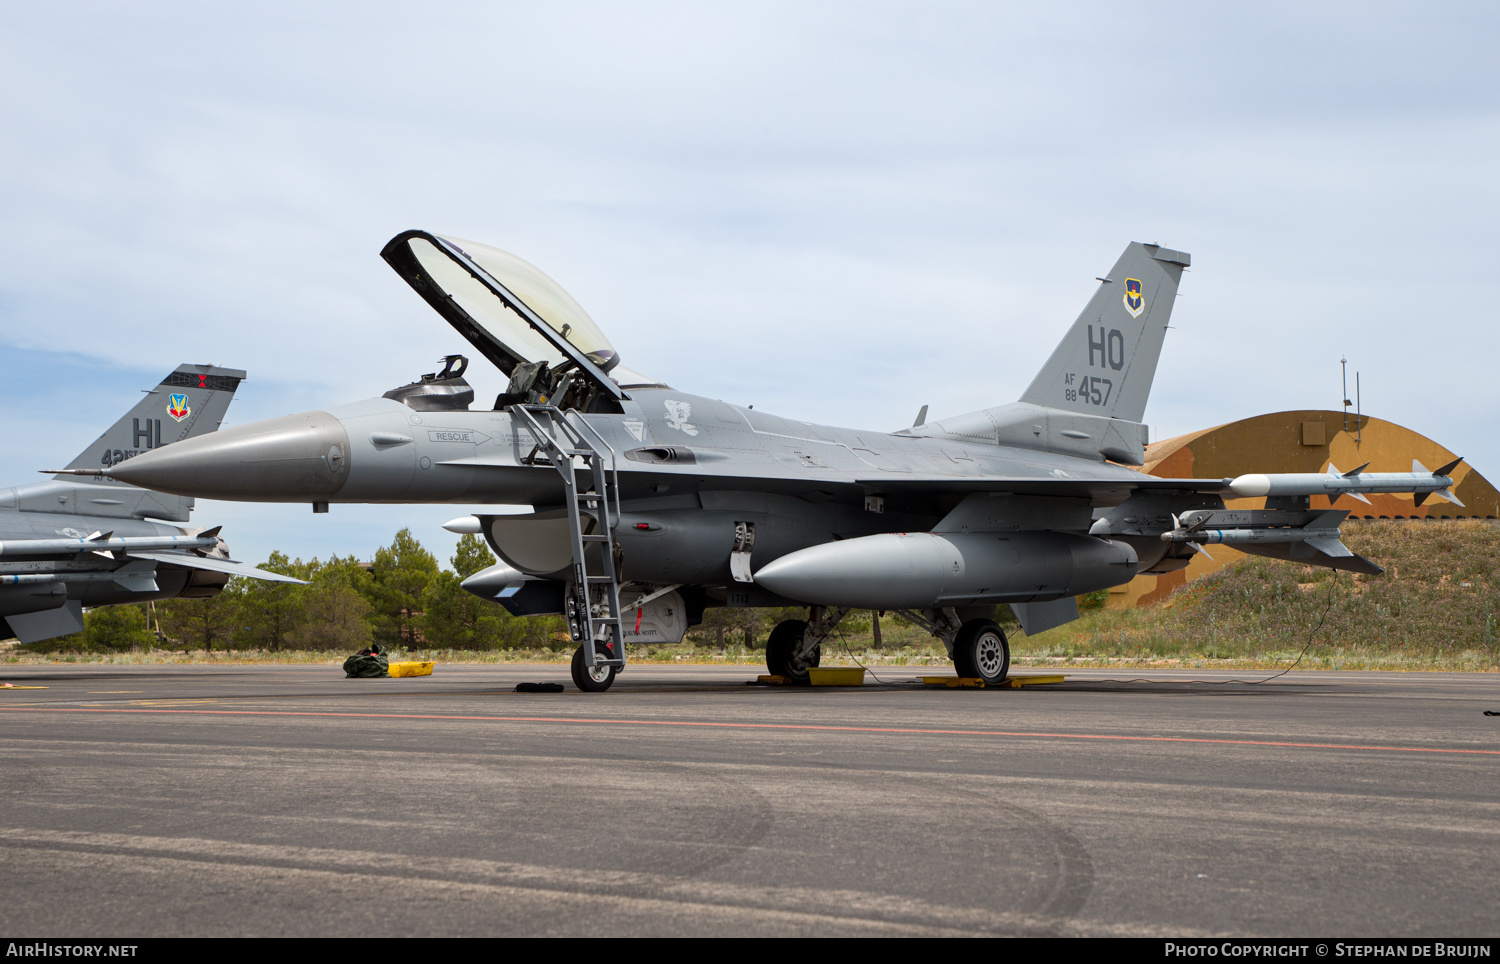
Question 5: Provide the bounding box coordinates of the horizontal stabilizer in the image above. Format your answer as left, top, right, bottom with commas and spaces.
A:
5, 601, 84, 645
124, 550, 306, 584
1235, 540, 1383, 576
1303, 537, 1353, 558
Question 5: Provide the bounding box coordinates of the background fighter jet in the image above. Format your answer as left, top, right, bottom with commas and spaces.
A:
4, 364, 301, 644
103, 233, 1462, 690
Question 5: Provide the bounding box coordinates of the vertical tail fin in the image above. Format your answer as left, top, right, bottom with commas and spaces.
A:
1019, 242, 1189, 423
57, 364, 246, 479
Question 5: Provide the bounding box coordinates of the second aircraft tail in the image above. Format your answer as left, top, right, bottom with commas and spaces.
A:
56, 364, 246, 478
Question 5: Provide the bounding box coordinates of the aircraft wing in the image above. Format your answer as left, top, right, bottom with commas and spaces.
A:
840, 475, 1232, 509
124, 550, 307, 584
852, 468, 1460, 505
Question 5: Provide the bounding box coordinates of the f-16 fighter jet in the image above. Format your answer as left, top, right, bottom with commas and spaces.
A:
5, 365, 301, 644
101, 234, 1462, 689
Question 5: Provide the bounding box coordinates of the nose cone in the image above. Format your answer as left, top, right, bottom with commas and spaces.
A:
754, 533, 963, 609
108, 411, 352, 501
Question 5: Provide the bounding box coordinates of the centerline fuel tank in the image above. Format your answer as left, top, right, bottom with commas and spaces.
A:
752, 530, 1138, 609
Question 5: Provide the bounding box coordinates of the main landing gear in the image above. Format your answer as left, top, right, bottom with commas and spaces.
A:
766, 606, 847, 684
889, 607, 1011, 685
951, 619, 1010, 685
766, 606, 1011, 685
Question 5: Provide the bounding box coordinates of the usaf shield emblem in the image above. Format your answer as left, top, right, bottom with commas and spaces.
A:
167, 393, 191, 422
1123, 278, 1144, 318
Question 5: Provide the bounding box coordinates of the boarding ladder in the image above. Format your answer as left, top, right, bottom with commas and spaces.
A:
513, 403, 625, 671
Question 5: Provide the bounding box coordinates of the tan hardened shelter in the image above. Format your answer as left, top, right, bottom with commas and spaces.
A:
1112, 410, 1500, 609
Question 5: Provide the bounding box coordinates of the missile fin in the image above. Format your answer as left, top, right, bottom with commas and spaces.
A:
1436, 488, 1465, 508
1341, 462, 1371, 478
1414, 492, 1429, 508
1434, 457, 1464, 477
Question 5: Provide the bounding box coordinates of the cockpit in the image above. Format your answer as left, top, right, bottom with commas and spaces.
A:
378, 231, 668, 413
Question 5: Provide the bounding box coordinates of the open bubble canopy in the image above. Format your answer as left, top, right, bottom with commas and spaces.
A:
381, 230, 629, 396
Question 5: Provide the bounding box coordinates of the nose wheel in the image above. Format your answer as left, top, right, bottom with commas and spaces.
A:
571, 644, 618, 692
766, 619, 819, 685
952, 619, 1010, 684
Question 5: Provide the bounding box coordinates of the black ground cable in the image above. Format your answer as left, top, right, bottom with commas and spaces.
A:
1083, 569, 1342, 686
830, 629, 929, 685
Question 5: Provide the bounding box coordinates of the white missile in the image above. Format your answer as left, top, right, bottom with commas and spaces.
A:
1225, 458, 1463, 506
0, 530, 222, 557
1162, 524, 1343, 546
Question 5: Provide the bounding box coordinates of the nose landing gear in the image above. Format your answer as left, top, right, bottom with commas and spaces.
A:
571, 643, 619, 692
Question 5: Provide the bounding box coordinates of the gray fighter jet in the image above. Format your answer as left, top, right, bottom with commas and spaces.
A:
99, 233, 1462, 689
4, 365, 301, 644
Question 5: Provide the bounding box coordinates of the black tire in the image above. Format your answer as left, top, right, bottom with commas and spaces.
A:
952, 619, 1010, 684
766, 619, 819, 684
571, 644, 618, 692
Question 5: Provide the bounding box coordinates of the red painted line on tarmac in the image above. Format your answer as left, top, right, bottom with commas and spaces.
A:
1, 704, 1497, 757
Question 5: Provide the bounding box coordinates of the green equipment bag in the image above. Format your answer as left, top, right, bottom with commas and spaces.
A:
343, 644, 390, 678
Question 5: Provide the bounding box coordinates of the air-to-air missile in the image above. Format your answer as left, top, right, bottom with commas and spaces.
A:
98, 232, 1464, 690
1225, 459, 1464, 507
0, 530, 223, 558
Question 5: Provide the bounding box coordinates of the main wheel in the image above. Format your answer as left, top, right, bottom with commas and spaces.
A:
765, 619, 820, 685
571, 643, 618, 692
952, 619, 1010, 684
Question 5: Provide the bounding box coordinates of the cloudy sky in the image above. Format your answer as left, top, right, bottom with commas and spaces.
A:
2, 2, 1496, 568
